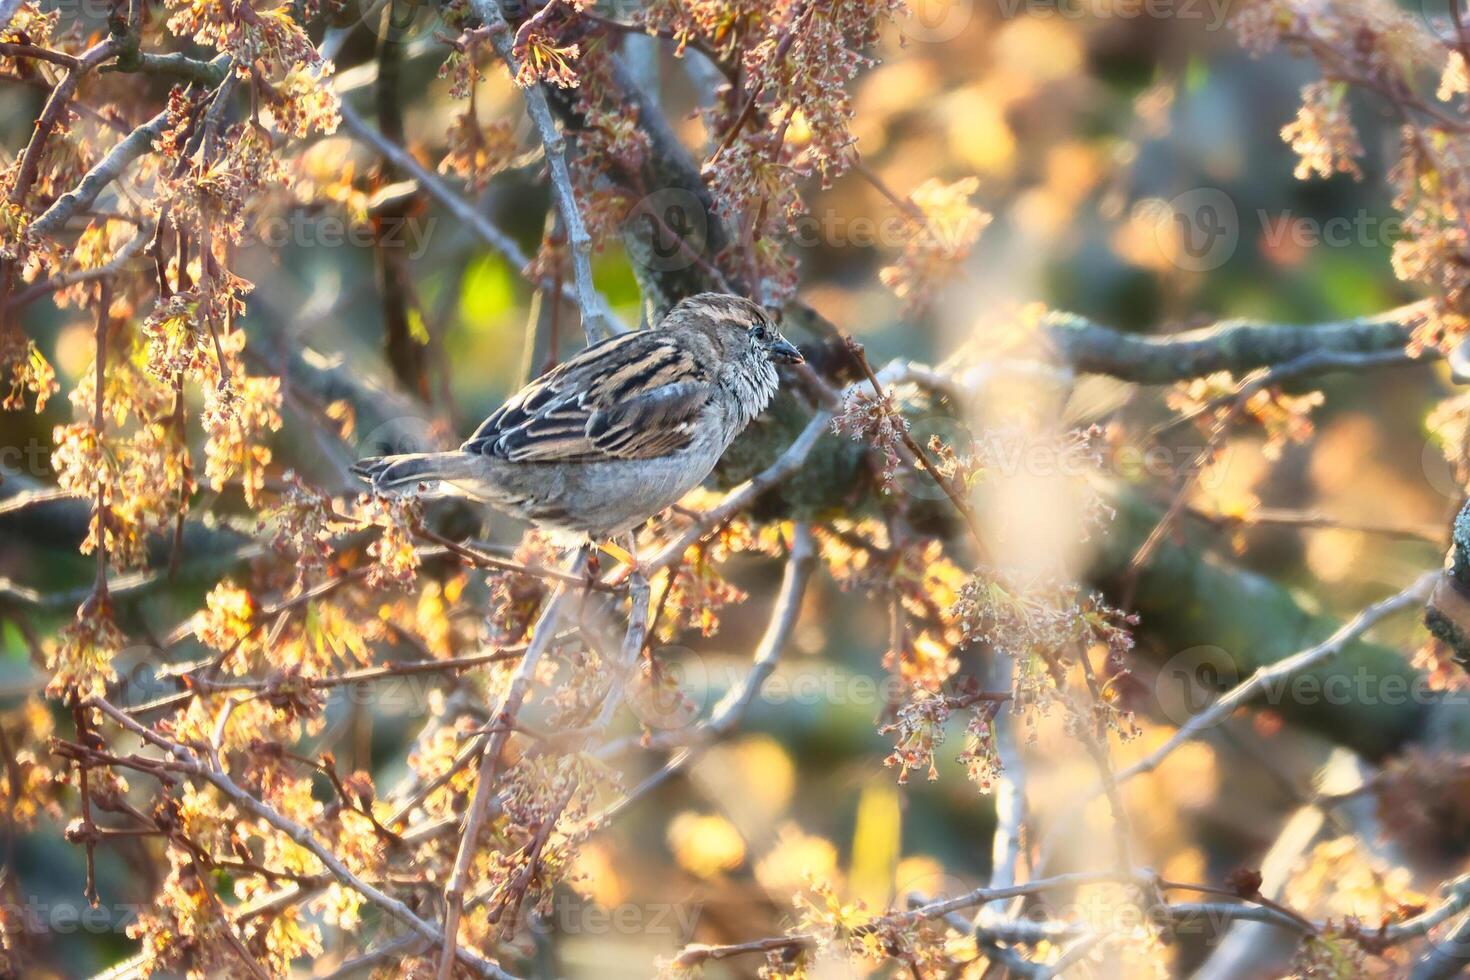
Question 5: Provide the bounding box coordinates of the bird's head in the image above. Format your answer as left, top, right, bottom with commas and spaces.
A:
666, 293, 804, 367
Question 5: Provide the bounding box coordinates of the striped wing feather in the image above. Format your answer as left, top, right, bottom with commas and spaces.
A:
462, 331, 712, 463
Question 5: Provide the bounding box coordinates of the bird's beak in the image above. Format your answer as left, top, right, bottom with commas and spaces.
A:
769, 338, 804, 364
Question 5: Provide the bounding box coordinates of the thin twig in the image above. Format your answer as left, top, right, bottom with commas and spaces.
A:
597, 526, 815, 818
471, 0, 619, 340
437, 556, 583, 979
848, 338, 989, 556
1112, 573, 1436, 788
28, 56, 232, 240
85, 698, 518, 979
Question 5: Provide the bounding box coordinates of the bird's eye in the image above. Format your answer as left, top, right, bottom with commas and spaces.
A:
752, 324, 768, 342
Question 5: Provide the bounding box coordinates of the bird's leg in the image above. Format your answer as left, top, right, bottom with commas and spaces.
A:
621, 532, 641, 577
580, 540, 600, 597
565, 541, 599, 632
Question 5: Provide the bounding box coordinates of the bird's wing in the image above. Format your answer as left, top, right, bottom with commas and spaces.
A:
462, 330, 714, 462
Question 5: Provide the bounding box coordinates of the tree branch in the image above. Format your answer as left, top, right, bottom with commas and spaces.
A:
437, 560, 581, 978
27, 52, 231, 241
85, 698, 519, 979
1036, 301, 1432, 383
471, 0, 618, 340
1113, 573, 1437, 788
336, 98, 569, 303
597, 525, 815, 818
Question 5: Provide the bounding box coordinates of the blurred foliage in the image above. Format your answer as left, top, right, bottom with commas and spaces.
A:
2, 0, 1470, 976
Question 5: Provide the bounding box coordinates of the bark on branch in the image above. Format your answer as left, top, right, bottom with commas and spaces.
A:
1036, 301, 1432, 383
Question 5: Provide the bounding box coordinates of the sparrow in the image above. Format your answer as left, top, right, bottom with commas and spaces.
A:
352, 292, 804, 544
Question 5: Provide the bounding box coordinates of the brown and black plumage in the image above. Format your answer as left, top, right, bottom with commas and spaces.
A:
352, 293, 803, 541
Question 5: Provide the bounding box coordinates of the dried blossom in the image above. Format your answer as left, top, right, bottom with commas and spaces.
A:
1371, 749, 1470, 859
1168, 371, 1325, 459
878, 693, 950, 783
195, 581, 258, 655
0, 330, 57, 411
439, 112, 522, 192
956, 710, 1003, 793
260, 472, 340, 576
1282, 82, 1364, 181
878, 178, 990, 311
361, 492, 423, 591
792, 878, 951, 973
831, 388, 907, 492
201, 372, 280, 506
515, 31, 581, 89
45, 599, 124, 701
952, 569, 1130, 660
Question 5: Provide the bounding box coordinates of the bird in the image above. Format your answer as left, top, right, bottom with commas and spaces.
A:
351, 292, 804, 551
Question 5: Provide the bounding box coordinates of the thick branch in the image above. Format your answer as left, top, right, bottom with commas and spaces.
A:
105, 50, 229, 86
1037, 301, 1432, 383
29, 54, 231, 240
34, 115, 158, 237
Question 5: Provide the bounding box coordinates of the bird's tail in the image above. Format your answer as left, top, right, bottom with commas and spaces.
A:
351, 452, 480, 495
